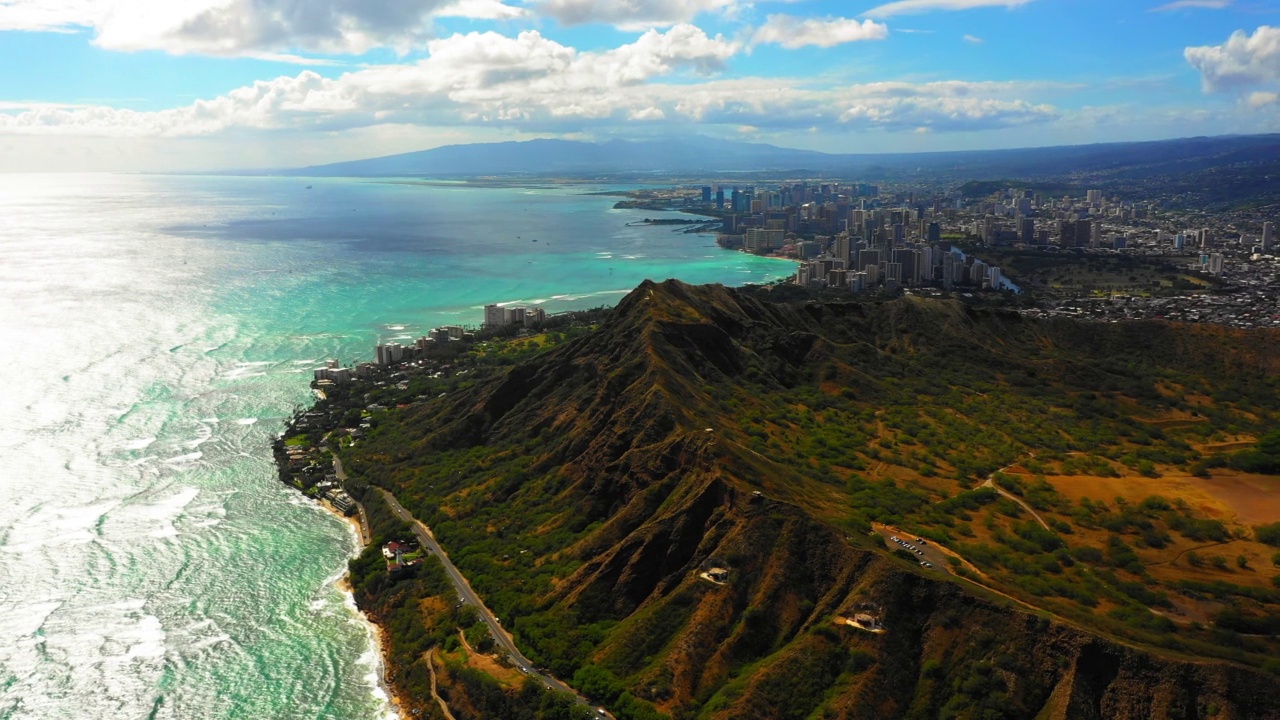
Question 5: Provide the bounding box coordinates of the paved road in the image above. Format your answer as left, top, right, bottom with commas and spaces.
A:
331, 456, 371, 545
373, 487, 604, 715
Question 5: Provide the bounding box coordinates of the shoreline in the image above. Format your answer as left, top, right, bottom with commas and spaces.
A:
280, 275, 792, 719
313, 496, 408, 720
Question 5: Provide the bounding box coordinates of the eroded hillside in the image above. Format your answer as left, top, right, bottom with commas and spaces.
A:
328, 280, 1280, 720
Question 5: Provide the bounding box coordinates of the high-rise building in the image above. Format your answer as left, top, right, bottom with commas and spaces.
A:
834, 235, 851, 266
892, 248, 917, 284
715, 188, 725, 209
702, 186, 712, 204
484, 304, 505, 328
1019, 218, 1035, 245
375, 342, 403, 366
1263, 222, 1274, 253
856, 248, 881, 272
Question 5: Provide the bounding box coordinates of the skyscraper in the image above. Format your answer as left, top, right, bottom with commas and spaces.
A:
1264, 222, 1274, 253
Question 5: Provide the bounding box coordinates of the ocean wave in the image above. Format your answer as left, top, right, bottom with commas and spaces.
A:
123, 436, 156, 451
136, 486, 200, 538
164, 452, 203, 464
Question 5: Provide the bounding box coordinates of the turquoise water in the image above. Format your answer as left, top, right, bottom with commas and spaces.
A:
0, 174, 789, 719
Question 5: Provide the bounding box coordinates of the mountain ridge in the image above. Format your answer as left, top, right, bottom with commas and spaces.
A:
281, 133, 1280, 180
326, 280, 1280, 720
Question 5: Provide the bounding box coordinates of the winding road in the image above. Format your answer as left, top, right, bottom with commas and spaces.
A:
375, 488, 600, 710
335, 455, 604, 715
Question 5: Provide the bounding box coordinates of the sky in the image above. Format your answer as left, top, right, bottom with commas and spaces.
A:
0, 0, 1278, 171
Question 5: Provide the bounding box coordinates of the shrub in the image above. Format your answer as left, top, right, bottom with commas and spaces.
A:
1256, 523, 1280, 547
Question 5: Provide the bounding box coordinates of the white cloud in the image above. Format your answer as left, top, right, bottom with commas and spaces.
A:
1185, 25, 1280, 92
835, 81, 1058, 131
863, 0, 1036, 19
533, 0, 735, 30
1248, 91, 1279, 108
1151, 0, 1231, 10
963, 34, 983, 43
0, 0, 101, 31
0, 0, 530, 58
0, 27, 1060, 138
752, 15, 888, 48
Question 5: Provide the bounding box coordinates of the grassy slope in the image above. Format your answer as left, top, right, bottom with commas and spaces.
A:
342, 280, 1280, 720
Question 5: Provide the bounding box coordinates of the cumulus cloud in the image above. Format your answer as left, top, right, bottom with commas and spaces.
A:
0, 0, 529, 58
752, 15, 888, 48
863, 0, 1036, 19
1185, 25, 1280, 92
0, 27, 1059, 138
1151, 0, 1231, 10
1248, 91, 1279, 108
534, 0, 735, 29
0, 0, 101, 32
836, 81, 1058, 131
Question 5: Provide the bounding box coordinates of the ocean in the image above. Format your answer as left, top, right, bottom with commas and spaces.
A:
0, 174, 789, 719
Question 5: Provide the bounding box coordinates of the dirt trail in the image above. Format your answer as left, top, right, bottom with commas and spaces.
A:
427, 649, 457, 720
982, 458, 1051, 531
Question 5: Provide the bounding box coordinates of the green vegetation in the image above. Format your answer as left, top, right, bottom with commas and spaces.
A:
288, 281, 1280, 718
964, 245, 1213, 299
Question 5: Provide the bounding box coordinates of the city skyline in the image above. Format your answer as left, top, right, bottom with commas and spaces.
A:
0, 0, 1278, 172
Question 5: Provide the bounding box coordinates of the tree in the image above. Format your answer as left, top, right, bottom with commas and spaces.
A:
1256, 522, 1280, 547
1236, 554, 1250, 570
1211, 555, 1229, 571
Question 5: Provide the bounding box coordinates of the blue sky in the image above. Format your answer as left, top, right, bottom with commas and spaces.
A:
0, 0, 1277, 171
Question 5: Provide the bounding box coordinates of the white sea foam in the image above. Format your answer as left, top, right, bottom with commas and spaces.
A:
222, 370, 266, 380
122, 436, 156, 450
186, 632, 233, 652
235, 418, 257, 426
130, 486, 200, 538
164, 451, 203, 464
1, 499, 122, 552
0, 600, 61, 639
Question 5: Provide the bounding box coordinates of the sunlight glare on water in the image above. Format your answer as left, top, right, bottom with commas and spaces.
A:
0, 173, 788, 719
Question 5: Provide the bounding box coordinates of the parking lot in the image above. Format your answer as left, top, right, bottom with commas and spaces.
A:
873, 526, 952, 575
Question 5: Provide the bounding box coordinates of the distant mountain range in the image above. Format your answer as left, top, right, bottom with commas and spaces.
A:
283, 134, 1280, 181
